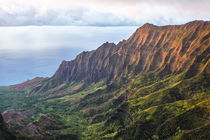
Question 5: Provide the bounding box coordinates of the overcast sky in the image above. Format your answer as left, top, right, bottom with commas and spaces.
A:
0, 0, 209, 26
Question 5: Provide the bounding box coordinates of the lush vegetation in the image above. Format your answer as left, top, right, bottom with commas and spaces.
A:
0, 21, 209, 139
0, 69, 209, 140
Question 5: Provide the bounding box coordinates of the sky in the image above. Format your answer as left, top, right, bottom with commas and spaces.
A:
0, 26, 137, 85
0, 0, 209, 85
0, 0, 209, 26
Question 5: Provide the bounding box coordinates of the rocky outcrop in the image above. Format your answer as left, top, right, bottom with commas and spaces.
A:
53, 20, 210, 83
53, 42, 119, 82
1, 20, 210, 139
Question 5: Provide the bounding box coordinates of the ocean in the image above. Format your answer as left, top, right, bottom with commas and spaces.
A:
0, 26, 138, 85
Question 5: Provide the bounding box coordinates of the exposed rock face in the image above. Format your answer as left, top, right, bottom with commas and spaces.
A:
53, 20, 210, 83
11, 77, 46, 90
53, 42, 119, 82
1, 20, 209, 139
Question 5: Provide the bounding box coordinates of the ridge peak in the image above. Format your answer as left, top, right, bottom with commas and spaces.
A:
141, 23, 157, 28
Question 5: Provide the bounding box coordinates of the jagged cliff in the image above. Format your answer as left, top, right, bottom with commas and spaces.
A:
1, 20, 210, 140
52, 20, 209, 83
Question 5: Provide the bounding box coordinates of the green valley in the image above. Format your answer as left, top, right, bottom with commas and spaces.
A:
0, 20, 209, 140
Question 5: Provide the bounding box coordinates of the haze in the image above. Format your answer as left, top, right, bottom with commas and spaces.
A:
0, 0, 209, 85
0, 26, 137, 85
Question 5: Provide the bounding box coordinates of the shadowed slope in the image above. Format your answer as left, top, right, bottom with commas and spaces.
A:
1, 20, 209, 139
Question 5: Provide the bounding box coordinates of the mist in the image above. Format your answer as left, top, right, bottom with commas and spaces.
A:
0, 26, 138, 85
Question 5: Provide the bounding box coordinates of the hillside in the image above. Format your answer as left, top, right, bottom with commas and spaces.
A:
0, 20, 209, 140
0, 113, 16, 140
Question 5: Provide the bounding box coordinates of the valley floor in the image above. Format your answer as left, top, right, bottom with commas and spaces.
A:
0, 71, 209, 140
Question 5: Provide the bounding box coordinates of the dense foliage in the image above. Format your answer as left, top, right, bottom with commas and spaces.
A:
0, 20, 209, 139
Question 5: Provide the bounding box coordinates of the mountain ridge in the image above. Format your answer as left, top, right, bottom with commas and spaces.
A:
46, 20, 209, 86
0, 20, 209, 139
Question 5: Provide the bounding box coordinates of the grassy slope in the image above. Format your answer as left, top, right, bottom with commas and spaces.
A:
0, 69, 209, 140
0, 21, 209, 139
0, 79, 109, 139
99, 71, 210, 140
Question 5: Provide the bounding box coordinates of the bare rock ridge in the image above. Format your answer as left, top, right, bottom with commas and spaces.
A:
4, 20, 210, 139
53, 42, 118, 82
52, 20, 209, 84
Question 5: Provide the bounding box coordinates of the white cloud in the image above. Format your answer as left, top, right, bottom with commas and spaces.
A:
0, 0, 209, 26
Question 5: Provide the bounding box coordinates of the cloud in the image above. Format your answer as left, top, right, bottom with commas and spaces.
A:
0, 8, 137, 26
0, 0, 209, 26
